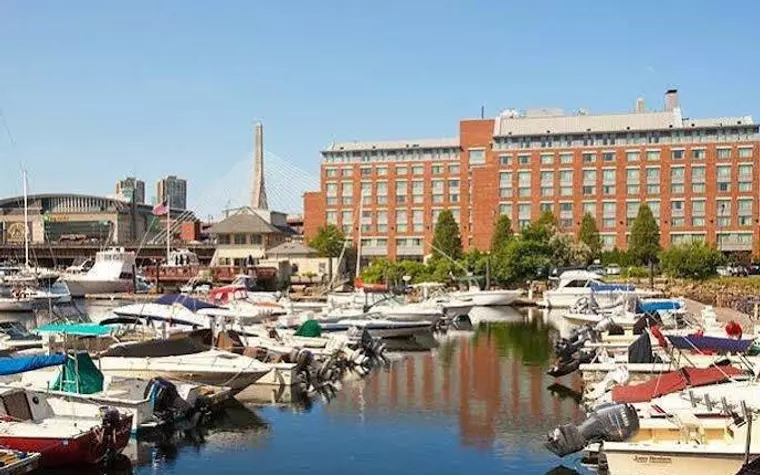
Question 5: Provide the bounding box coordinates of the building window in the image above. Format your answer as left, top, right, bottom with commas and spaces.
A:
326, 168, 338, 178
518, 154, 530, 165
342, 167, 353, 177
691, 166, 706, 194
739, 147, 753, 159
412, 210, 424, 232
540, 154, 554, 165
738, 199, 753, 226
217, 234, 231, 245
691, 149, 706, 160
431, 165, 443, 175
671, 149, 685, 160
326, 211, 338, 225
602, 185, 615, 195
412, 166, 424, 175
360, 167, 371, 176
396, 166, 408, 175
582, 152, 596, 163
692, 217, 705, 227
448, 164, 460, 174
583, 202, 596, 216
560, 153, 573, 164
251, 235, 263, 245
626, 151, 640, 162
518, 203, 531, 228
717, 148, 732, 159
717, 165, 731, 193
468, 148, 486, 166
560, 186, 573, 196
500, 155, 513, 166
499, 203, 513, 217
582, 185, 596, 196
627, 184, 639, 195
602, 169, 615, 183
646, 150, 660, 161
541, 186, 553, 197
603, 152, 615, 162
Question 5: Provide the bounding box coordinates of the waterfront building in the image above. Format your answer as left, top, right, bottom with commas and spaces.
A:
156, 175, 188, 210
115, 177, 145, 204
207, 207, 293, 266
0, 193, 189, 244
304, 90, 760, 259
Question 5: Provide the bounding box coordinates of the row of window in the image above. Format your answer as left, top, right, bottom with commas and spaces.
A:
327, 208, 461, 234
216, 233, 265, 245
495, 146, 755, 167
326, 163, 461, 178
323, 147, 460, 164
497, 198, 755, 230
492, 126, 758, 151
498, 163, 753, 198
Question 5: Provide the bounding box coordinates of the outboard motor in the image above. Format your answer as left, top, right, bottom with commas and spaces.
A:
545, 403, 639, 457
98, 406, 123, 463
144, 377, 192, 422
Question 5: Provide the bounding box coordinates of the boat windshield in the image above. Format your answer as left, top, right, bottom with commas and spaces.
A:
0, 321, 39, 340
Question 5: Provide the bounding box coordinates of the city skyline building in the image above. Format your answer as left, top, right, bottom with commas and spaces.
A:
156, 175, 188, 210
115, 176, 145, 204
304, 89, 760, 260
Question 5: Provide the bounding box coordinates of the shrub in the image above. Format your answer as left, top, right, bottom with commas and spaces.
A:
659, 242, 727, 280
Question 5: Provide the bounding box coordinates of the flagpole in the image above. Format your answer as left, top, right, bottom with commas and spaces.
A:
165, 195, 171, 264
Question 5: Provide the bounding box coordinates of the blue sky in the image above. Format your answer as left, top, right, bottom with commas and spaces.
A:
1, 1, 758, 218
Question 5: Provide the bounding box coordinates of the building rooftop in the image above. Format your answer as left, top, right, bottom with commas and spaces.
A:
323, 137, 459, 153
207, 209, 282, 235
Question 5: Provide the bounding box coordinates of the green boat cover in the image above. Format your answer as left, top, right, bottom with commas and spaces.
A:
50, 352, 104, 394
294, 319, 322, 337
34, 323, 114, 337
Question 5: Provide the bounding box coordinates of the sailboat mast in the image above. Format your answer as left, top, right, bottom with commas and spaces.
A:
355, 196, 363, 277
22, 169, 29, 268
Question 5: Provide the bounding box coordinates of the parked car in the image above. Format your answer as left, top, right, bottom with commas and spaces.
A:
605, 264, 621, 276
716, 266, 731, 277
727, 264, 749, 277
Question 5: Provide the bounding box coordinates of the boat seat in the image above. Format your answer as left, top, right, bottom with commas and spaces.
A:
671, 410, 704, 444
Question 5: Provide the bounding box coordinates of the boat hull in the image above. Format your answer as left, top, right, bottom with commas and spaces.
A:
0, 451, 40, 475
0, 300, 32, 312
0, 415, 132, 467
62, 279, 133, 298
604, 445, 744, 475
96, 365, 266, 395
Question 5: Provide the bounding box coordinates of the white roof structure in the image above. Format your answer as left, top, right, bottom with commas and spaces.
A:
323, 138, 459, 153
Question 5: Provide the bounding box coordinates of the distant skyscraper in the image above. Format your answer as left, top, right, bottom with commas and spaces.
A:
156, 175, 187, 210
251, 121, 269, 210
115, 177, 145, 204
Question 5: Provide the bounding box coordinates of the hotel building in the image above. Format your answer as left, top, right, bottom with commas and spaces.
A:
303, 90, 760, 260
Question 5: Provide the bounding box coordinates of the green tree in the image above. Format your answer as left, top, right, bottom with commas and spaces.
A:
490, 215, 514, 253
659, 242, 727, 280
431, 209, 463, 261
629, 204, 661, 266
578, 213, 602, 260
308, 224, 345, 282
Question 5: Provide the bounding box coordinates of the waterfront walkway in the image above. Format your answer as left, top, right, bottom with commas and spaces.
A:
683, 298, 755, 330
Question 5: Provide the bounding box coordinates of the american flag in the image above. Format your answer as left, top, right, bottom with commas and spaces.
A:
152, 200, 168, 216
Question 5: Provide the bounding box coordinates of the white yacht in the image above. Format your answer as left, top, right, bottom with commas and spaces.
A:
450, 286, 523, 307
542, 270, 660, 308
62, 247, 138, 298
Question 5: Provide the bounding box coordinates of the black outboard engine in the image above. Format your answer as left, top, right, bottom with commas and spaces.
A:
144, 377, 192, 422
99, 406, 122, 463
545, 403, 639, 457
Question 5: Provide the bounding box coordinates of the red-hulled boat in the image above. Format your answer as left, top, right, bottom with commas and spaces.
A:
0, 387, 132, 467
610, 365, 749, 403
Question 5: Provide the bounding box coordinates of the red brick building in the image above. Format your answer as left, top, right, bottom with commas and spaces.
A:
304, 90, 760, 262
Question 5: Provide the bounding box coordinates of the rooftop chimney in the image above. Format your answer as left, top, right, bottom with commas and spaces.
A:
635, 97, 645, 113
664, 89, 679, 112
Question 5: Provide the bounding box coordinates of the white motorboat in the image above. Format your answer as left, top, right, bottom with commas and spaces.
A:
293, 310, 433, 339
542, 270, 661, 308
62, 248, 138, 298
410, 283, 474, 318
450, 286, 523, 307
96, 340, 271, 394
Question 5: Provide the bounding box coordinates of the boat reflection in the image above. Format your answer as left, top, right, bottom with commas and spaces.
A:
325, 312, 585, 453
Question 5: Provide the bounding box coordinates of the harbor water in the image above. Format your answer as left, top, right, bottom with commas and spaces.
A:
2, 302, 590, 475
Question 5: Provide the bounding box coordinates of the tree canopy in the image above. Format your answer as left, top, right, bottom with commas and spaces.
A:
659, 242, 726, 280
578, 213, 602, 260
431, 209, 463, 261
308, 224, 345, 258
629, 204, 661, 265
490, 214, 513, 253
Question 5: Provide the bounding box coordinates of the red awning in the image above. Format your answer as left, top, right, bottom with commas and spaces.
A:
611, 366, 747, 404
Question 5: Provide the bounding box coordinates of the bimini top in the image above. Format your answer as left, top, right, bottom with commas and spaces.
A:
35, 323, 114, 337
667, 335, 754, 353
153, 293, 221, 311
589, 282, 636, 292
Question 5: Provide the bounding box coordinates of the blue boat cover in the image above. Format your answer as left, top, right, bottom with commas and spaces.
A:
34, 323, 114, 336
0, 354, 66, 375
638, 300, 682, 314
666, 335, 753, 353
590, 282, 636, 292
153, 294, 220, 311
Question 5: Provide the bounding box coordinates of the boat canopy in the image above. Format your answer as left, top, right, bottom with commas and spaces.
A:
589, 282, 635, 292
637, 300, 681, 313
294, 320, 322, 338
34, 323, 114, 336
0, 354, 66, 375
50, 352, 104, 394
611, 366, 747, 403
153, 294, 220, 311
666, 335, 754, 353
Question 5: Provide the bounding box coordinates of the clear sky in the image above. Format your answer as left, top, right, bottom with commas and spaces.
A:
1, 1, 758, 218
